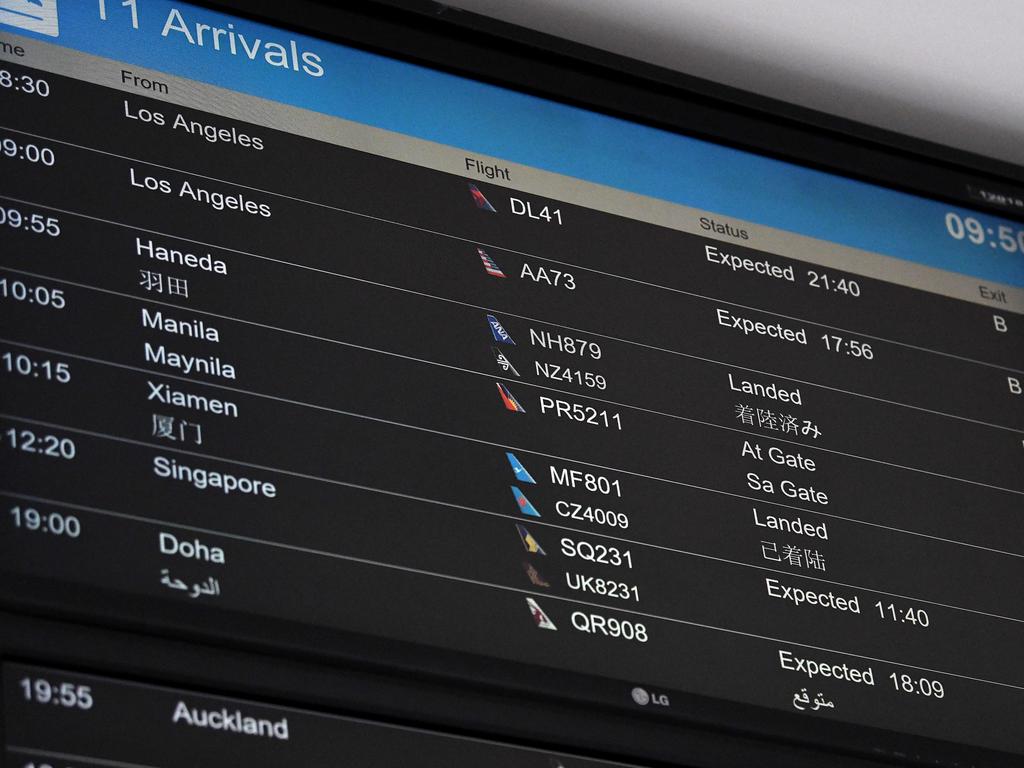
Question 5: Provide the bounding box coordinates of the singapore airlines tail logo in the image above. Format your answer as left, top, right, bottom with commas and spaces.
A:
0, 0, 59, 36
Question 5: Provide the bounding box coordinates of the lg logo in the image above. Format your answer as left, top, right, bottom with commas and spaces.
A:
631, 686, 669, 707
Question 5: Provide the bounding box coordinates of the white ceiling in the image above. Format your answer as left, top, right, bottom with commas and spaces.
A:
446, 0, 1024, 168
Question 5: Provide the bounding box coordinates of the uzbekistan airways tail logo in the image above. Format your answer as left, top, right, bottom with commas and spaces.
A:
0, 0, 59, 37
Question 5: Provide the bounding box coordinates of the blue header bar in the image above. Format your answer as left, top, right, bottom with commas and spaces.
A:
3, 0, 1023, 287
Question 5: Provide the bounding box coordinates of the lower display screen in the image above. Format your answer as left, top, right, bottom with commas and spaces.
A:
1, 0, 1022, 763
2, 662, 628, 767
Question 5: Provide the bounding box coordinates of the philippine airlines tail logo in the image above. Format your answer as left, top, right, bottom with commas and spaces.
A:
468, 183, 497, 212
496, 382, 526, 413
0, 0, 59, 36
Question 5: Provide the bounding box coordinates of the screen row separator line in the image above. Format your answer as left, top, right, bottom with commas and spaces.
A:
1, 346, 1020, 558
0, 197, 1020, 435
4, 487, 1024, 628
0, 485, 1021, 693
1, 270, 1020, 494
0, 123, 1018, 376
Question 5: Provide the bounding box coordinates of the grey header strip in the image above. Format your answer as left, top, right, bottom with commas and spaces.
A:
2, 32, 1022, 313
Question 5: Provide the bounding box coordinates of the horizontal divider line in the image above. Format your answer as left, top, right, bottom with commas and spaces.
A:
2, 122, 1020, 376
2, 267, 1020, 496
5, 485, 1024, 627
1, 486, 1021, 694
2, 342, 1022, 560
3, 332, 1024, 559
0, 193, 1020, 440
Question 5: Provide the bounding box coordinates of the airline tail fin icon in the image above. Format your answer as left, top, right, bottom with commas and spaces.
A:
526, 597, 557, 630
511, 486, 541, 517
506, 452, 536, 484
516, 524, 545, 555
478, 247, 506, 277
468, 183, 497, 212
497, 382, 526, 413
487, 314, 515, 345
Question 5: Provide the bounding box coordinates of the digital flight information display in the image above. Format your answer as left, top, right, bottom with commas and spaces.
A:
1, 0, 1022, 762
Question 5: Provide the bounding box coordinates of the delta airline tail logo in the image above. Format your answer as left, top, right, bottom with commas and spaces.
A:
526, 597, 557, 630
496, 382, 526, 413
511, 486, 541, 517
478, 248, 506, 278
468, 183, 497, 212
505, 452, 536, 484
0, 0, 59, 36
487, 314, 515, 345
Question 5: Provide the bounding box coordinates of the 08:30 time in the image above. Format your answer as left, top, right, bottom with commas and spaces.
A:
945, 212, 1024, 253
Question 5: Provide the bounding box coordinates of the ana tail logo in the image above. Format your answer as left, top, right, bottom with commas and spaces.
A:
487, 314, 515, 345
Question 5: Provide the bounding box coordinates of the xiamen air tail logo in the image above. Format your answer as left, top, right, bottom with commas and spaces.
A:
0, 0, 59, 37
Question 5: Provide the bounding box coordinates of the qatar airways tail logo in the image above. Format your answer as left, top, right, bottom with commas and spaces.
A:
0, 0, 59, 37
161, 8, 325, 77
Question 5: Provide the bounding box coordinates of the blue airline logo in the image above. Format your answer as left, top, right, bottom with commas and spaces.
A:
487, 314, 515, 345
511, 486, 541, 517
0, 0, 58, 36
505, 452, 536, 484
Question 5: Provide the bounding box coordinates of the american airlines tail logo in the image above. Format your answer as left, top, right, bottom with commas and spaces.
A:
0, 0, 59, 37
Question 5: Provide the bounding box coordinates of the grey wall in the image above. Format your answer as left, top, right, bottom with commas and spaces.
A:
448, 0, 1024, 167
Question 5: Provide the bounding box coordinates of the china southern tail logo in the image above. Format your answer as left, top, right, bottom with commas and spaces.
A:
0, 0, 59, 37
